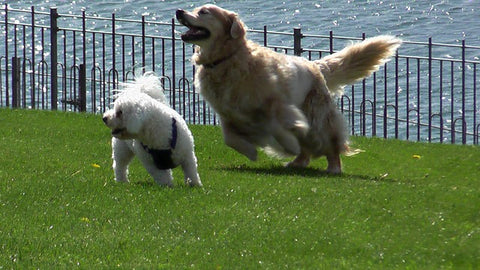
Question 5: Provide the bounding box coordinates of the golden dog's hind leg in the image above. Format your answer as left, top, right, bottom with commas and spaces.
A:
326, 153, 342, 174
286, 149, 311, 168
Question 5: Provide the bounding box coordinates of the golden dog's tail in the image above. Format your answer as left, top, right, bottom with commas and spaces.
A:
315, 35, 401, 96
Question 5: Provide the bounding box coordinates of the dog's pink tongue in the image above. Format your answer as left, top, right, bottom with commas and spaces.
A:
182, 26, 209, 42
188, 27, 203, 35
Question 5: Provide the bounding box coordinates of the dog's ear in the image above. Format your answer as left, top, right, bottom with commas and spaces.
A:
126, 115, 142, 135
122, 105, 143, 136
229, 13, 245, 39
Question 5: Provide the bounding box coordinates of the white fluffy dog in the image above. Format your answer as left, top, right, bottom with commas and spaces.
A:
102, 73, 202, 187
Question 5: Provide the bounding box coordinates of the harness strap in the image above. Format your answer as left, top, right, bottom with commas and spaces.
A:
140, 117, 178, 170
170, 118, 177, 149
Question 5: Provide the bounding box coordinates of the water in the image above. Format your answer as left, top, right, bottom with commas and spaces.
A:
3, 0, 480, 143
5, 0, 480, 45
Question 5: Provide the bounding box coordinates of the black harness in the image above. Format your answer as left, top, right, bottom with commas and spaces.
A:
141, 118, 178, 170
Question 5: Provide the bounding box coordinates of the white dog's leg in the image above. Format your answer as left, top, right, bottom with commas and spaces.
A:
112, 138, 135, 182
221, 119, 258, 161
149, 168, 174, 187
135, 145, 174, 187
141, 161, 174, 187
181, 153, 202, 187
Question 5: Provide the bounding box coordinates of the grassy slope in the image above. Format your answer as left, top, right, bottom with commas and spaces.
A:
0, 109, 479, 269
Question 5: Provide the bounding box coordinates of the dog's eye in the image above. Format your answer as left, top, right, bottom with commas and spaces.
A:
198, 8, 209, 15
116, 110, 123, 117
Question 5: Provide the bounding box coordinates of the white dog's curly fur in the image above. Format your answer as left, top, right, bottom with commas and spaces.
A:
103, 73, 202, 187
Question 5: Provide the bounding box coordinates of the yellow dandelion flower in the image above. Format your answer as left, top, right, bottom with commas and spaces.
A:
80, 217, 90, 223
92, 163, 100, 168
412, 154, 421, 159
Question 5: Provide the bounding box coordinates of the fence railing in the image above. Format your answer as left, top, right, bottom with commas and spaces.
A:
1, 5, 479, 144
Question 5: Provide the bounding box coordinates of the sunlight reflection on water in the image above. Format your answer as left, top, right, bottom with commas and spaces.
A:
6, 0, 480, 44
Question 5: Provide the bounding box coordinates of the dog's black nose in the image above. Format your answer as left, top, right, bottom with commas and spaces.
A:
176, 9, 185, 20
102, 116, 108, 123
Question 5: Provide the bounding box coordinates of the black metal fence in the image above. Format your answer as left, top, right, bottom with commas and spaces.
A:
1, 5, 479, 144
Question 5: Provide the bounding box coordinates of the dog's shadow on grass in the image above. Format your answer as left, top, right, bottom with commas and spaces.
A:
133, 181, 157, 188
129, 164, 398, 187
218, 164, 398, 183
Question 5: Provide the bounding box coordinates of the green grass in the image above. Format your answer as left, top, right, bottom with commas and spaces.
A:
0, 108, 479, 269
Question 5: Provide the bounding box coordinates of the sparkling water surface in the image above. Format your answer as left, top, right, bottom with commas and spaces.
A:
5, 0, 480, 44
3, 1, 480, 143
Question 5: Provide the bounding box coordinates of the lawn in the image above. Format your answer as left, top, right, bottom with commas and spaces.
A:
0, 108, 479, 269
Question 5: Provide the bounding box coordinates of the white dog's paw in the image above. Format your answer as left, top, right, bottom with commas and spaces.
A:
151, 170, 174, 187
154, 179, 174, 187
114, 176, 129, 183
185, 176, 203, 187
181, 161, 203, 187
114, 170, 130, 183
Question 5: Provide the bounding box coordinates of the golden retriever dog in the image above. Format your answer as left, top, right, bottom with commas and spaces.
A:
176, 4, 401, 174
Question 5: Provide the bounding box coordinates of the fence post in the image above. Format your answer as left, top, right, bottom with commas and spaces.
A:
50, 8, 59, 110
293, 28, 302, 56
81, 10, 87, 112
4, 4, 9, 107
111, 13, 117, 89
12, 57, 20, 108
31, 6, 36, 109
263, 25, 268, 47
461, 40, 466, 144
428, 37, 432, 142
171, 18, 176, 110
79, 64, 87, 112
474, 63, 477, 144
329, 31, 334, 54
142, 16, 146, 71
361, 33, 366, 136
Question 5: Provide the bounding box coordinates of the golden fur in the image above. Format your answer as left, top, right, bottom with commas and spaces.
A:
176, 4, 401, 173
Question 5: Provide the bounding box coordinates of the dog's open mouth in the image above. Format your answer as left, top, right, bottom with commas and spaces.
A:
176, 10, 211, 42
112, 128, 125, 136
